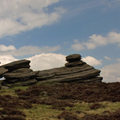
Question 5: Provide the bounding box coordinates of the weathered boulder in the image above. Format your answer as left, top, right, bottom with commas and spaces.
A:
2, 70, 37, 87
12, 68, 33, 73
36, 73, 55, 81
56, 64, 94, 76
3, 68, 35, 84
1, 59, 30, 71
4, 72, 36, 79
37, 69, 101, 83
12, 79, 37, 86
57, 69, 101, 82
76, 77, 103, 83
65, 60, 86, 67
1, 60, 37, 87
36, 54, 102, 83
5, 79, 19, 83
36, 64, 95, 81
66, 54, 81, 62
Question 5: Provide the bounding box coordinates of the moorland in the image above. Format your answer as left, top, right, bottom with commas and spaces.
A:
0, 81, 120, 120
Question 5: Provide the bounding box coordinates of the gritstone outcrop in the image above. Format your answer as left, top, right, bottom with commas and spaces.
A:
36, 54, 102, 83
0, 54, 103, 88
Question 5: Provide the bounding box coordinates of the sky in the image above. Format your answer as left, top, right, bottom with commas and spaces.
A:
0, 0, 120, 82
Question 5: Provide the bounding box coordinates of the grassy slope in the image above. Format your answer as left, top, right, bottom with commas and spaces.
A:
0, 82, 120, 120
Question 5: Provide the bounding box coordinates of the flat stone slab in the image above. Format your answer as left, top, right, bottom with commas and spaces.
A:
36, 64, 94, 79
66, 54, 81, 62
12, 68, 33, 73
36, 73, 55, 81
65, 60, 86, 67
58, 69, 101, 82
5, 79, 19, 83
37, 69, 101, 83
1, 59, 30, 71
4, 71, 36, 79
74, 77, 103, 83
56, 64, 94, 76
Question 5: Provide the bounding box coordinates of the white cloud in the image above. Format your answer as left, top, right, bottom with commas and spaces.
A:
72, 32, 120, 51
27, 53, 66, 71
82, 56, 102, 66
13, 45, 61, 56
0, 55, 18, 66
71, 39, 85, 51
0, 45, 16, 51
0, 0, 66, 38
101, 62, 120, 82
104, 56, 111, 60
0, 45, 61, 56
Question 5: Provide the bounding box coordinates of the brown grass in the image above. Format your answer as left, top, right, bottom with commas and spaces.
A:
0, 82, 120, 119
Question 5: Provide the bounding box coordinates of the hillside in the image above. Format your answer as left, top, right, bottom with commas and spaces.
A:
0, 82, 120, 120
0, 54, 119, 120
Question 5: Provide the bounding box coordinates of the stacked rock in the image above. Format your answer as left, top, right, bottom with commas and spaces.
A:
36, 54, 103, 83
0, 60, 37, 88
65, 54, 85, 67
0, 54, 103, 88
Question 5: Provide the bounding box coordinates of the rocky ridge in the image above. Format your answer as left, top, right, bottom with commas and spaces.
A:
0, 54, 103, 88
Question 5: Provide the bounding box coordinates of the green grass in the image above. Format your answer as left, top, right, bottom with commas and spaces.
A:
21, 101, 120, 119
69, 101, 120, 115
0, 85, 29, 96
23, 104, 62, 120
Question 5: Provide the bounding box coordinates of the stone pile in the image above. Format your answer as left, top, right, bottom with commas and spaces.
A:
0, 54, 103, 88
36, 54, 103, 83
0, 60, 37, 88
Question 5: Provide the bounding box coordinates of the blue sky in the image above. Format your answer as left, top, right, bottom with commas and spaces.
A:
0, 0, 120, 82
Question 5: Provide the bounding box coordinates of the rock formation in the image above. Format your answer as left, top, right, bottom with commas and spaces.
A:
0, 54, 103, 88
36, 54, 102, 83
0, 60, 37, 88
2, 59, 30, 71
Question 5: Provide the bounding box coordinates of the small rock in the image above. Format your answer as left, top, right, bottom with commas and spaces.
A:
66, 54, 81, 62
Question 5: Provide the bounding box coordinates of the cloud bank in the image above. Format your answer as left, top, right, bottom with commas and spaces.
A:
101, 61, 120, 82
0, 55, 18, 66
82, 56, 102, 66
27, 53, 66, 70
72, 32, 120, 51
0, 44, 61, 56
0, 0, 66, 38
